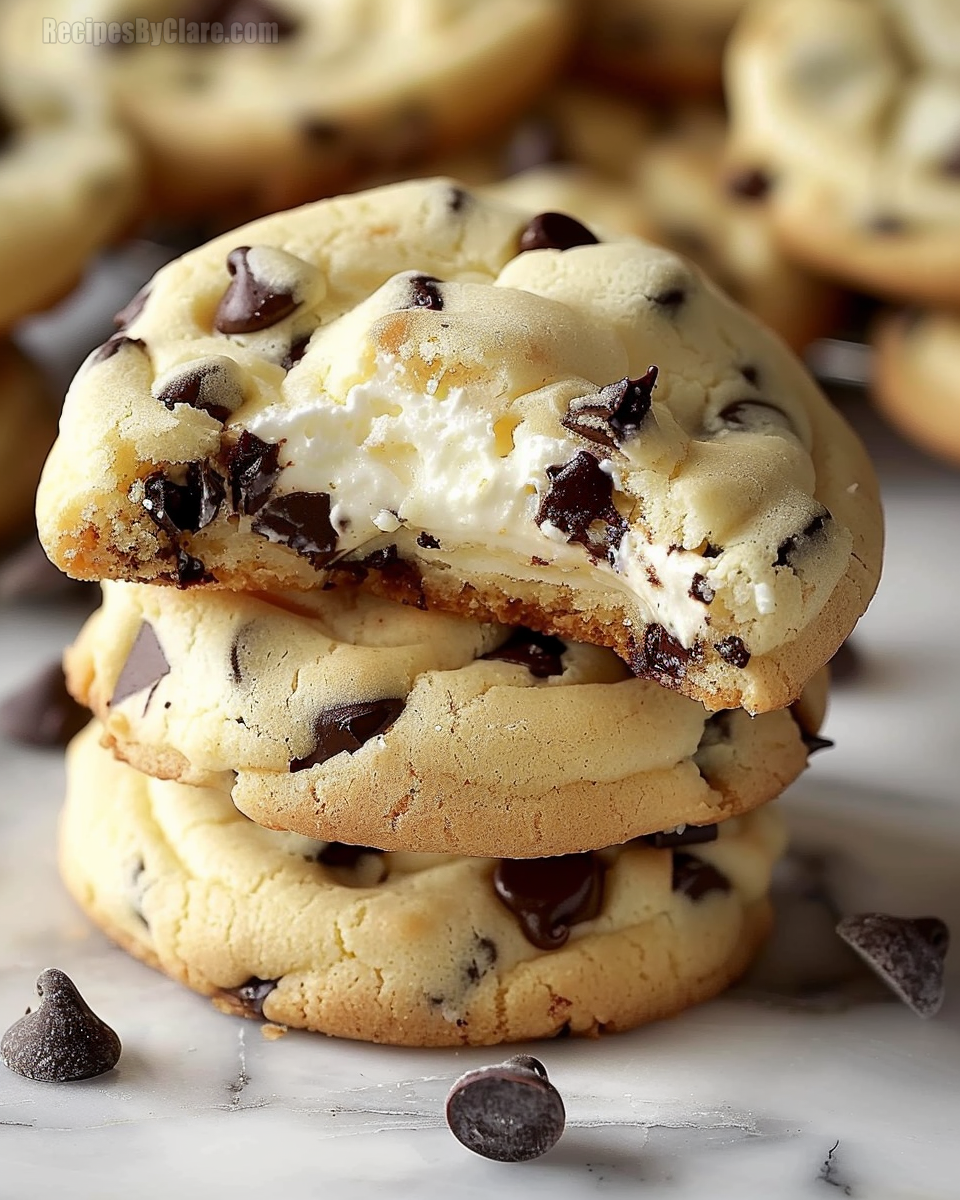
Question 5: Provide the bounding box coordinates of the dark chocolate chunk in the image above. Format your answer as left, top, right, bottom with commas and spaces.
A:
281, 333, 311, 371
726, 167, 772, 200
519, 212, 599, 254
226, 431, 282, 515
89, 335, 144, 366
252, 491, 338, 568
561, 367, 658, 450
223, 977, 278, 1019
536, 451, 626, 557
776, 513, 828, 567
113, 284, 150, 330
630, 624, 701, 687
651, 286, 687, 309
142, 462, 225, 536
672, 853, 731, 901
800, 730, 834, 755
156, 361, 243, 422
185, 0, 299, 40
446, 185, 469, 213
172, 546, 213, 587
642, 824, 718, 850
714, 635, 751, 669
702, 542, 723, 559
836, 914, 949, 1018
417, 531, 441, 549
0, 663, 88, 748
493, 853, 604, 950
318, 843, 384, 868
111, 622, 170, 707
740, 365, 759, 387
1, 969, 121, 1082
463, 935, 498, 986
214, 246, 299, 334
406, 275, 443, 310
689, 573, 715, 604
446, 1056, 565, 1163
291, 698, 404, 771
482, 628, 566, 678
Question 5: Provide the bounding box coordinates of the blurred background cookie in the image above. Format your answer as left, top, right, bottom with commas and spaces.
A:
0, 343, 57, 548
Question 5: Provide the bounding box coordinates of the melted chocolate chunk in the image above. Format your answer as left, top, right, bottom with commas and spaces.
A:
630, 624, 701, 687
519, 212, 599, 254
417, 531, 441, 549
184, 0, 299, 40
291, 698, 404, 771
113, 284, 150, 330
156, 361, 242, 422
111, 622, 170, 707
536, 451, 626, 558
281, 333, 311, 371
672, 853, 731, 901
702, 542, 723, 559
642, 824, 719, 850
482, 628, 566, 678
493, 853, 604, 950
223, 977, 278, 1018
445, 1056, 565, 1163
776, 513, 828, 567
318, 842, 384, 868
90, 335, 144, 366
252, 491, 338, 568
142, 462, 225, 536
714, 635, 751, 669
689, 573, 715, 604
836, 914, 949, 1018
215, 246, 299, 334
561, 367, 658, 450
226, 431, 282, 515
407, 275, 443, 310
1, 969, 122, 1083
726, 167, 772, 200
0, 663, 88, 748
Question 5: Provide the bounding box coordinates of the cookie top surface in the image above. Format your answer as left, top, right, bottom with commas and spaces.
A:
62, 722, 786, 1045
38, 178, 882, 711
726, 0, 960, 302
67, 581, 825, 855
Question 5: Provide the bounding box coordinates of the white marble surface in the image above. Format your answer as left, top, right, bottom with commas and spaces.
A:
2, 261, 960, 1197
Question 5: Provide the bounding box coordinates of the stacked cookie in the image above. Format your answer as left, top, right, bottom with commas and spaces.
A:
43, 180, 883, 1045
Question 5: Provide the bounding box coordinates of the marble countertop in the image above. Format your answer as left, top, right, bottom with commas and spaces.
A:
1, 252, 959, 1198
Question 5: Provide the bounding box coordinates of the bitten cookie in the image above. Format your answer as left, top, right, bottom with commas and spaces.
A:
1, 0, 572, 220
871, 309, 960, 468
725, 0, 960, 306
61, 724, 784, 1047
0, 343, 57, 546
66, 581, 825, 856
37, 179, 882, 712
0, 76, 139, 329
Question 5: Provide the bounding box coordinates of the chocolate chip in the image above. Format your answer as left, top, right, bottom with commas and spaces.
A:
536, 451, 626, 558
111, 622, 170, 707
651, 287, 687, 309
689, 573, 715, 604
703, 542, 723, 559
726, 167, 772, 200
318, 843, 384, 868
0, 663, 88, 748
406, 275, 443, 310
214, 247, 299, 334
142, 462, 225, 536
776, 513, 828, 567
493, 853, 604, 950
836, 914, 949, 1018
629, 624, 701, 687
714, 635, 751, 669
252, 491, 338, 568
185, 0, 299, 40
561, 367, 658, 450
672, 853, 731, 901
281, 333, 311, 371
446, 185, 469, 213
90, 335, 145, 366
642, 824, 718, 850
741, 365, 759, 387
446, 1056, 565, 1163
519, 212, 599, 254
290, 698, 404, 771
113, 284, 150, 330
482, 628, 566, 678
717, 401, 795, 436
1, 969, 121, 1082
226, 431, 282, 515
799, 729, 834, 755
463, 935, 498, 986
223, 977, 278, 1019
156, 361, 243, 423
417, 531, 441, 549
172, 547, 212, 587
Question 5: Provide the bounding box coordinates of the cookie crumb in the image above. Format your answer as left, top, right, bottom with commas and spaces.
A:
261, 1023, 288, 1041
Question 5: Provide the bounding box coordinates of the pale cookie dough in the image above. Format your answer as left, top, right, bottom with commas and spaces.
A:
0, 75, 140, 330
66, 581, 826, 855
726, 0, 960, 306
579, 0, 747, 97
61, 724, 784, 1047
1, 0, 572, 220
0, 343, 57, 546
871, 309, 960, 468
37, 179, 882, 712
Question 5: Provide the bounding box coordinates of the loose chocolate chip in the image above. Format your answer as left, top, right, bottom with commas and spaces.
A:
223, 977, 278, 1019
776, 513, 828, 567
226, 431, 282, 515
291, 698, 404, 771
726, 167, 772, 200
142, 462, 225, 536
672, 853, 731, 901
483, 628, 566, 678
417, 531, 441, 549
113, 284, 150, 330
690, 573, 715, 604
111, 622, 170, 707
318, 843, 384, 868
89, 335, 144, 366
215, 247, 299, 335
536, 451, 626, 558
642, 824, 718, 850
493, 853, 604, 950
281, 333, 311, 371
252, 491, 338, 568
1, 969, 121, 1082
714, 635, 751, 669
156, 361, 243, 422
0, 663, 88, 748
519, 212, 599, 254
561, 367, 658, 450
446, 1056, 565, 1163
185, 0, 299, 40
406, 275, 443, 310
836, 914, 949, 1018
630, 624, 701, 687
